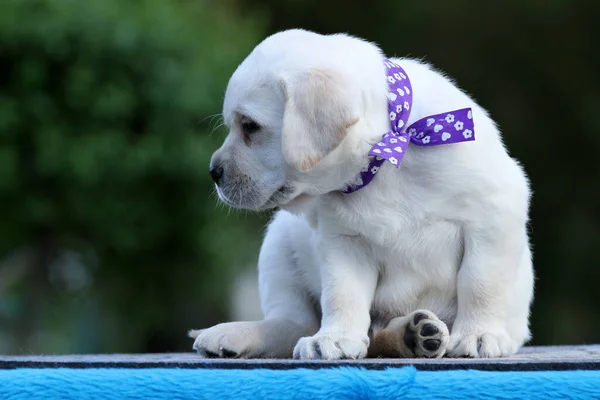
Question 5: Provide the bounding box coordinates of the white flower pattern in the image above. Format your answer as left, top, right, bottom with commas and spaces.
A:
351, 175, 363, 187
341, 59, 476, 194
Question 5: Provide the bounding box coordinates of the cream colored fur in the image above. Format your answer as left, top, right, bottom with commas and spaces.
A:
190, 29, 534, 359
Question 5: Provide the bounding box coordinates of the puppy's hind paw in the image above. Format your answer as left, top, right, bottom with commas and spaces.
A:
403, 310, 450, 358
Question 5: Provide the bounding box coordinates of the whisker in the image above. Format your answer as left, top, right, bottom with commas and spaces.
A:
199, 113, 222, 125
210, 121, 226, 136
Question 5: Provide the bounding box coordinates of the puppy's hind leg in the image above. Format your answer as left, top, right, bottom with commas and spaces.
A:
191, 317, 316, 358
191, 213, 320, 358
369, 309, 450, 358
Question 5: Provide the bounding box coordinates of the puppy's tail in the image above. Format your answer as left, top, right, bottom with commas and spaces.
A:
187, 329, 204, 339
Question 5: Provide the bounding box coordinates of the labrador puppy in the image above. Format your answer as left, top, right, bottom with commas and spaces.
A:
189, 29, 533, 359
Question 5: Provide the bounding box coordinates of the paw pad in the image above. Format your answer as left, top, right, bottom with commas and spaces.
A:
413, 313, 428, 325
421, 323, 440, 337
423, 339, 441, 351
221, 348, 238, 358
403, 310, 450, 358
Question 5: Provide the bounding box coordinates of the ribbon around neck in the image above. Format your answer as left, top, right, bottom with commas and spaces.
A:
341, 59, 475, 194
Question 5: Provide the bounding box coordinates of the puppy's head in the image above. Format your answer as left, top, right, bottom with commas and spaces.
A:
210, 29, 386, 210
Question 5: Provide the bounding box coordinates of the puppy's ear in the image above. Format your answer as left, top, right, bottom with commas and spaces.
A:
280, 69, 358, 172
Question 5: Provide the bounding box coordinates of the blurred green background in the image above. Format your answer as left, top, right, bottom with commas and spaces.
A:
0, 0, 598, 354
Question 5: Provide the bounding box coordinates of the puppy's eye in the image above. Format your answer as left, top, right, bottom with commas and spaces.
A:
241, 117, 260, 135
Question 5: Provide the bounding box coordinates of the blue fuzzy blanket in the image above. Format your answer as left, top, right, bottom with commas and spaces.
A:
1, 366, 599, 399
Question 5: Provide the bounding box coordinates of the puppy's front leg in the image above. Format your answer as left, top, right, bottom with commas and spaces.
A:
293, 235, 377, 360
448, 222, 534, 358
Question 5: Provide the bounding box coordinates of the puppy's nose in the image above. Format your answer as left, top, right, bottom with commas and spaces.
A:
209, 165, 224, 185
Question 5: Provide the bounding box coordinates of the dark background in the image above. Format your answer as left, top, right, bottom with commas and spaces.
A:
0, 0, 598, 354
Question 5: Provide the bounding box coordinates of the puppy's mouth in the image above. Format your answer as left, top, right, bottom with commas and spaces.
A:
268, 185, 295, 205
216, 184, 296, 211
215, 186, 239, 208
267, 184, 315, 211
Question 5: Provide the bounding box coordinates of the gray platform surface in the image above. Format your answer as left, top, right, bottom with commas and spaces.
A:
1, 345, 599, 371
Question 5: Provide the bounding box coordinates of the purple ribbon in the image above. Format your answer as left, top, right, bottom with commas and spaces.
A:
341, 59, 475, 194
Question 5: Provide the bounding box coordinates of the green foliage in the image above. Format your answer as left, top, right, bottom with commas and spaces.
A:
0, 0, 266, 353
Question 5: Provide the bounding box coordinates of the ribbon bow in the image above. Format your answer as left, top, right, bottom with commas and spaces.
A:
341, 59, 475, 194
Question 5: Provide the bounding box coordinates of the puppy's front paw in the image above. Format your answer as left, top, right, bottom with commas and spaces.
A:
191, 321, 264, 359
403, 310, 450, 358
293, 333, 369, 360
447, 326, 519, 358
